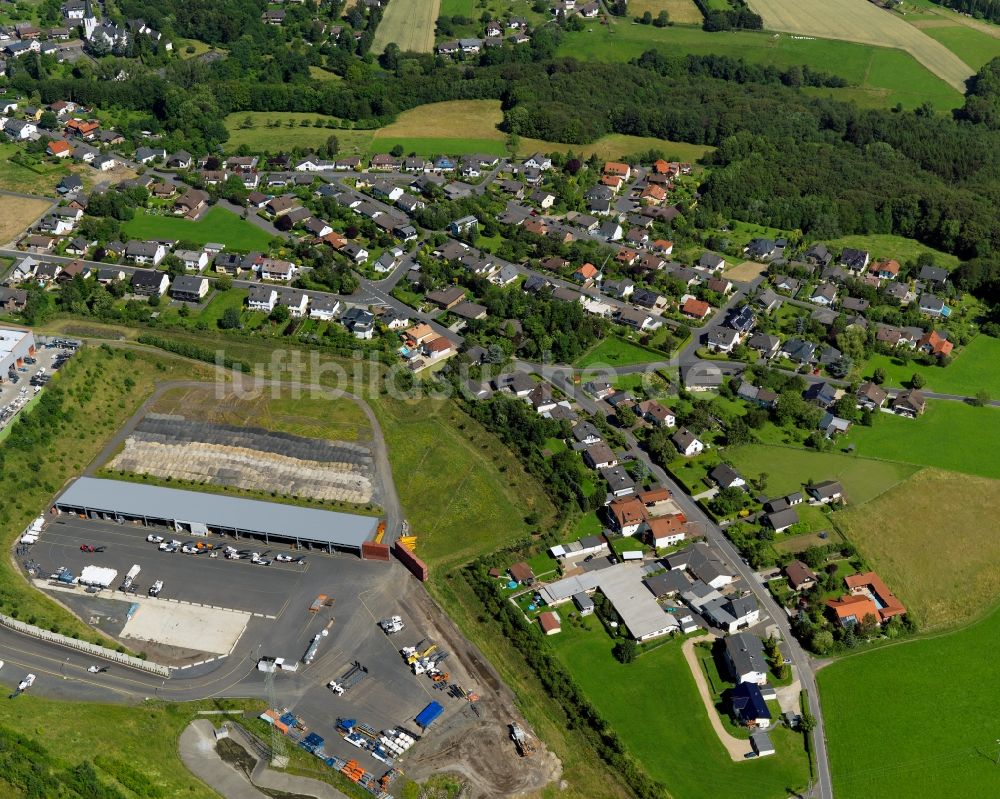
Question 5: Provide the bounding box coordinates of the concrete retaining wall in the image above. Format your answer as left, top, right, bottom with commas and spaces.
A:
0, 613, 171, 677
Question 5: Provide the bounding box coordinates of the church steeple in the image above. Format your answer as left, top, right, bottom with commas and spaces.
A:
82, 0, 97, 39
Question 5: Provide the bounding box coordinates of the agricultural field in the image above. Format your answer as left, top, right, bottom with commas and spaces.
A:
825, 233, 961, 270
819, 605, 1000, 799
725, 444, 918, 505
120, 206, 275, 251
0, 193, 52, 245
844, 402, 1000, 480
862, 336, 1000, 398
747, 0, 973, 90
371, 394, 556, 572
373, 0, 439, 53
897, 0, 1000, 68
837, 468, 1000, 629
556, 20, 963, 111
223, 112, 374, 153
438, 0, 474, 15
550, 617, 811, 798
227, 101, 713, 160
630, 0, 705, 25
573, 335, 668, 368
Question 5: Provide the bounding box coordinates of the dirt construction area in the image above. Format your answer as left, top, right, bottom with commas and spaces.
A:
747, 0, 974, 90
107, 415, 375, 504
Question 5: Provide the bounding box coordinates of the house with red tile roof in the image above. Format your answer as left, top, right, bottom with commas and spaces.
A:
918, 330, 953, 357
603, 161, 631, 180
681, 297, 711, 319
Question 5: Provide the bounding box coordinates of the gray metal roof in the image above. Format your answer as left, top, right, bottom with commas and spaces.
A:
56, 477, 378, 548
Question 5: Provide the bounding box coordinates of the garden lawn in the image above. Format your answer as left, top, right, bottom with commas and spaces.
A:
862, 336, 1000, 398
825, 232, 960, 269
819, 604, 1000, 799
550, 617, 811, 798
223, 112, 375, 153
724, 444, 917, 505
844, 401, 1000, 479
574, 335, 667, 368
197, 288, 248, 327
556, 22, 962, 111
121, 207, 274, 251
837, 468, 1000, 628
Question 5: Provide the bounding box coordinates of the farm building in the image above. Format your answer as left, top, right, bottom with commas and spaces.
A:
52, 477, 379, 555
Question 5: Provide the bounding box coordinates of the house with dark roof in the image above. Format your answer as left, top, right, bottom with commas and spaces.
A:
765, 508, 799, 533
892, 389, 926, 418
807, 480, 844, 504
130, 269, 169, 296
724, 632, 769, 684
731, 682, 772, 728
709, 463, 745, 491
672, 428, 703, 457
856, 382, 888, 410
784, 560, 817, 592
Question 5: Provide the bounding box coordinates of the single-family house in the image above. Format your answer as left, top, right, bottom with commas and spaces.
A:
765, 508, 799, 533
672, 428, 704, 457
247, 285, 277, 313
125, 240, 166, 266
130, 269, 169, 297
785, 560, 817, 592
724, 632, 769, 685
698, 253, 725, 272
807, 480, 844, 504
637, 399, 675, 428
170, 275, 209, 302
731, 682, 771, 728
709, 463, 745, 491
584, 442, 618, 470
892, 389, 926, 418
703, 595, 760, 634
538, 611, 561, 636
681, 297, 711, 320
607, 496, 646, 536
308, 296, 342, 321
174, 249, 209, 272
856, 382, 888, 410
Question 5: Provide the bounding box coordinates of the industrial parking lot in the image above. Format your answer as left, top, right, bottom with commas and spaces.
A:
0, 337, 76, 429
21, 514, 496, 769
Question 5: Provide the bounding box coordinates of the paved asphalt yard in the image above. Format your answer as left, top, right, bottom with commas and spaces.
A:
20, 515, 466, 768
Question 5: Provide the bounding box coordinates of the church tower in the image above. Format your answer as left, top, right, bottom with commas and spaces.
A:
82, 0, 97, 40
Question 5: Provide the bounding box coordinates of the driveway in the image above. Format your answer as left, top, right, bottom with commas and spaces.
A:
681, 636, 749, 762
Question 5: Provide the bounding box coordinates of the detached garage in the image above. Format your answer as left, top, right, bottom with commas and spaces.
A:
53, 477, 379, 555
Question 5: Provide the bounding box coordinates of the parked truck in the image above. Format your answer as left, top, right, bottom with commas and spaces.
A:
120, 564, 140, 592
302, 629, 328, 665
328, 661, 368, 695
148, 580, 163, 597
379, 616, 404, 634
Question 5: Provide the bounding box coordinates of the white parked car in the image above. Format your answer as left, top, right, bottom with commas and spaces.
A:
147, 534, 164, 544
274, 554, 293, 562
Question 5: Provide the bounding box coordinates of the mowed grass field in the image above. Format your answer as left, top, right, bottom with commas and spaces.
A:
0, 193, 51, 245
630, 0, 704, 24
225, 103, 713, 159
725, 444, 918, 505
819, 605, 1000, 799
747, 0, 973, 90
373, 0, 439, 53
550, 617, 811, 798
844, 401, 1000, 479
121, 206, 274, 251
371, 394, 556, 572
863, 336, 1000, 398
557, 21, 963, 111
825, 232, 960, 270
837, 468, 1000, 628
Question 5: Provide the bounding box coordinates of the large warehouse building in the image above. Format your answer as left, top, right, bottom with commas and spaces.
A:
0, 327, 35, 379
54, 477, 379, 555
